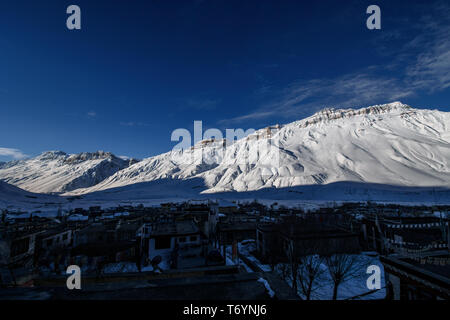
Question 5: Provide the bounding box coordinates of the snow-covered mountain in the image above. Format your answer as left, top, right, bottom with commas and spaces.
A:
67, 102, 450, 196
0, 151, 139, 193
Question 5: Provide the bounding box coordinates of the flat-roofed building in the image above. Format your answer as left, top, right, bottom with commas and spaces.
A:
380, 251, 450, 300
141, 220, 205, 269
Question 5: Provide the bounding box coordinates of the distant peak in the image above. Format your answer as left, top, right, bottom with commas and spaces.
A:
33, 150, 136, 164
37, 151, 67, 160
119, 155, 141, 165
66, 151, 115, 162
313, 101, 410, 116
295, 102, 413, 128
193, 138, 228, 148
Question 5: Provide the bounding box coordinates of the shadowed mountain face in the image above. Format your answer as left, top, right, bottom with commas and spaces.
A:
0, 180, 63, 209
2, 178, 449, 211
66, 102, 450, 196
64, 178, 450, 205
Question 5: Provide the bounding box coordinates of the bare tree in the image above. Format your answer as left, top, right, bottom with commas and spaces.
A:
277, 263, 290, 281
325, 254, 362, 300
286, 239, 300, 293
266, 234, 280, 272
268, 255, 277, 272
0, 241, 17, 286
297, 254, 326, 300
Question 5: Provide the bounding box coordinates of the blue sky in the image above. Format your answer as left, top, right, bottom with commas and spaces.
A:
0, 0, 449, 161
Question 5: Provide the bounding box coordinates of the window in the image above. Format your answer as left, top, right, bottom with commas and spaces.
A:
46, 239, 53, 247
63, 233, 68, 241
179, 237, 186, 243
189, 236, 197, 242
155, 236, 171, 249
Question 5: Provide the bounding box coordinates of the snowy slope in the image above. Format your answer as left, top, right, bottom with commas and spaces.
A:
0, 151, 138, 193
68, 102, 450, 196
0, 180, 64, 210
69, 179, 450, 208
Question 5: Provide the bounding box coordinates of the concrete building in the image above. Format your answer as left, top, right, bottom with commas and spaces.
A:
256, 216, 361, 263
380, 252, 450, 300
37, 229, 72, 251
141, 220, 205, 269
0, 226, 44, 285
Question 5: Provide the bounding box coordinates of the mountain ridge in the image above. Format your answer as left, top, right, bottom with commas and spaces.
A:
0, 150, 139, 193
1, 102, 449, 197
65, 102, 450, 196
